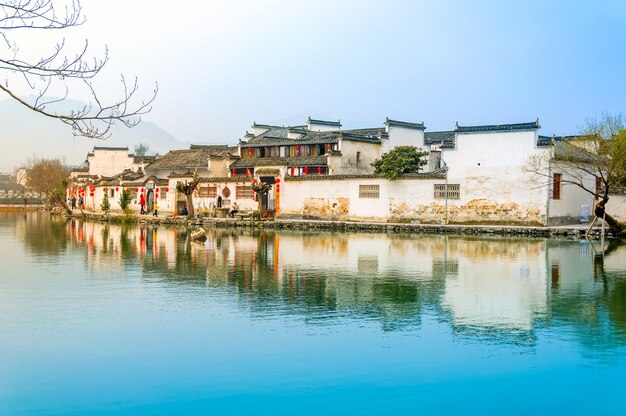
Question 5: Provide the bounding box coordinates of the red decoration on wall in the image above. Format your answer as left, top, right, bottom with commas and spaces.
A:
317, 167, 321, 174
246, 168, 250, 177
304, 167, 309, 175
290, 167, 294, 176
247, 148, 253, 153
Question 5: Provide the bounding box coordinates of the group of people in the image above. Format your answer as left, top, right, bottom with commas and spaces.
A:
139, 194, 159, 216
69, 195, 84, 210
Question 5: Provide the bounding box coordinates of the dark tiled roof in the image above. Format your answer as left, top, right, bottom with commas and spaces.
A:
243, 128, 382, 148
308, 117, 341, 127
284, 170, 446, 181
553, 141, 596, 163
133, 155, 157, 163
93, 146, 129, 151
537, 135, 581, 147
384, 118, 425, 130
145, 146, 214, 170
425, 131, 456, 148
229, 155, 327, 168
100, 169, 145, 186
255, 168, 281, 176
455, 120, 540, 133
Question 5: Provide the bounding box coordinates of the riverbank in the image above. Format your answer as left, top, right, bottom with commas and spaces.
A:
62, 210, 611, 239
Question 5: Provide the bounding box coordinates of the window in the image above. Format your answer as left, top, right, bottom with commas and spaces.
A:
236, 185, 254, 199
552, 173, 562, 200
160, 189, 167, 199
109, 189, 115, 198
198, 186, 217, 198
356, 151, 361, 166
434, 184, 460, 199
359, 184, 380, 199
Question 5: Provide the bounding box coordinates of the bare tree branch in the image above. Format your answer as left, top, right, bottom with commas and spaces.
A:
1, 0, 158, 139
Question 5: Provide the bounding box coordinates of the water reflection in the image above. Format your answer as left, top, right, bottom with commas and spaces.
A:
9, 212, 626, 351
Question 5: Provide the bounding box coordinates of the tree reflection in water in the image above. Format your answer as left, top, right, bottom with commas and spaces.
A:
10, 212, 626, 353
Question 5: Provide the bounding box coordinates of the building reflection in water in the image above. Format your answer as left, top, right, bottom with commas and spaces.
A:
13, 212, 626, 350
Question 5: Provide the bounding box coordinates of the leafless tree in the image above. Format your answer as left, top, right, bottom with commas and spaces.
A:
525, 113, 626, 235
0, 0, 157, 139
26, 157, 71, 214
176, 171, 200, 220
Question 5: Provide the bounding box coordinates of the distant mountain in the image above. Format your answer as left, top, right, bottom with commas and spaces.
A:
0, 97, 186, 172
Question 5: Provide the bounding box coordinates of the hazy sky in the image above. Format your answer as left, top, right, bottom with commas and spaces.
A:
5, 0, 626, 145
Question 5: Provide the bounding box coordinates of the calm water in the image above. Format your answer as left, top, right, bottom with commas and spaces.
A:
1, 213, 625, 415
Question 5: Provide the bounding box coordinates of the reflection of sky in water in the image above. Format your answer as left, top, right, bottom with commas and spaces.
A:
1, 213, 625, 414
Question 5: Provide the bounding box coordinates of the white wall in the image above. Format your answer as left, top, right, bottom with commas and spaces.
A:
442, 130, 549, 224
336, 140, 381, 174
88, 149, 134, 177
383, 125, 425, 152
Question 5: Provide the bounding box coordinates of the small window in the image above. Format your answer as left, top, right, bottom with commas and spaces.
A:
553, 173, 562, 200
236, 185, 254, 199
359, 184, 380, 199
110, 189, 115, 198
434, 184, 460, 199
356, 151, 361, 166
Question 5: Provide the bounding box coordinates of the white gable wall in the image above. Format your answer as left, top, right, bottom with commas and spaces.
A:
383, 125, 425, 153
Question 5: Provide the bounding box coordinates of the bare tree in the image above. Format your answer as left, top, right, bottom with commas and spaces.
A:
26, 157, 71, 214
176, 171, 200, 220
0, 0, 157, 139
525, 113, 626, 235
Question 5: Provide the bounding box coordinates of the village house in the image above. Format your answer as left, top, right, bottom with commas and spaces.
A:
68, 116, 618, 225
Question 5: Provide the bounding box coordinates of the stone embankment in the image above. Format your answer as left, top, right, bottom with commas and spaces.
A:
67, 211, 610, 239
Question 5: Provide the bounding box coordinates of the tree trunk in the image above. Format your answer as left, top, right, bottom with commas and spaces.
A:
52, 194, 72, 215
185, 192, 194, 220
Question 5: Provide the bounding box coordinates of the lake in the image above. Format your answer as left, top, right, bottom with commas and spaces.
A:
1, 212, 625, 415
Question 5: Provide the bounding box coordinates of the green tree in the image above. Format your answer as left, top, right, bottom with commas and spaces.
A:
101, 190, 110, 213
134, 143, 150, 156
118, 189, 132, 213
372, 146, 429, 180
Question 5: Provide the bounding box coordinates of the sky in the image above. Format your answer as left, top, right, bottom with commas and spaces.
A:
3, 0, 626, 153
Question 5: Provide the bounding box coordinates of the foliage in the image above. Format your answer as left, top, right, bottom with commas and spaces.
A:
118, 189, 132, 213
251, 181, 271, 196
0, 0, 157, 138
134, 143, 150, 156
372, 146, 429, 180
101, 191, 110, 213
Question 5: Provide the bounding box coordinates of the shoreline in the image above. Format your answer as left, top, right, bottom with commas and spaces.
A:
2, 206, 610, 239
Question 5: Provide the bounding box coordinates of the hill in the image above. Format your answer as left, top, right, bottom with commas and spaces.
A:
0, 97, 185, 171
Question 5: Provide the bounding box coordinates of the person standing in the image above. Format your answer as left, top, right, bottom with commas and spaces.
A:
71, 196, 77, 210
152, 202, 158, 217
139, 193, 146, 214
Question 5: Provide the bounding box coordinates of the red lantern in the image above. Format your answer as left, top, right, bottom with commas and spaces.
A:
275, 178, 280, 184
246, 168, 250, 177
296, 145, 301, 151
317, 167, 321, 174
165, 187, 169, 192
231, 169, 236, 176
135, 188, 139, 192
115, 187, 119, 191
304, 167, 309, 175
290, 167, 294, 176
247, 148, 253, 153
